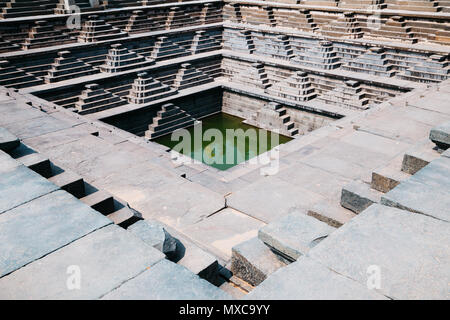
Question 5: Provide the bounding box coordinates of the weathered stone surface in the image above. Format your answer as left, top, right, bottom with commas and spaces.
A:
227, 176, 324, 223
371, 162, 410, 193
80, 190, 115, 215
381, 176, 450, 222
0, 165, 59, 214
106, 206, 142, 228
17, 152, 52, 178
341, 180, 382, 214
0, 190, 111, 277
0, 225, 165, 299
0, 150, 20, 174
0, 127, 19, 152
247, 257, 387, 300
309, 204, 450, 299
102, 259, 230, 300
402, 144, 440, 175
128, 220, 177, 260
231, 237, 286, 286
429, 121, 450, 149
258, 211, 335, 261
48, 170, 85, 199
307, 199, 356, 228
180, 208, 265, 261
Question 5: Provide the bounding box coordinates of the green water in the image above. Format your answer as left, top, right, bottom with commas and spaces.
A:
154, 112, 292, 170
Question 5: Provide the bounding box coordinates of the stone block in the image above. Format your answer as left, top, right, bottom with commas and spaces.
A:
307, 199, 356, 228
429, 121, 450, 149
128, 220, 177, 260
340, 181, 382, 214
102, 259, 230, 300
0, 225, 164, 299
371, 163, 410, 193
0, 150, 20, 174
0, 190, 111, 277
258, 211, 335, 262
309, 204, 450, 299
49, 170, 85, 198
247, 257, 387, 300
0, 127, 19, 152
0, 165, 59, 214
17, 152, 52, 178
80, 190, 115, 215
231, 237, 286, 286
402, 142, 440, 174
107, 206, 142, 228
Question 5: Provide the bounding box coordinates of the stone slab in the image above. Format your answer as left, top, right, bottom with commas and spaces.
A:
102, 259, 231, 300
258, 211, 335, 261
307, 199, 356, 228
227, 176, 324, 223
0, 101, 43, 127
429, 121, 450, 149
0, 127, 19, 152
247, 257, 387, 300
128, 219, 177, 260
3, 115, 72, 140
231, 237, 286, 286
0, 190, 111, 277
0, 165, 59, 214
381, 177, 450, 222
17, 152, 52, 178
180, 208, 265, 262
0, 150, 20, 174
0, 224, 165, 299
48, 170, 85, 199
341, 181, 382, 214
106, 206, 142, 228
309, 204, 450, 299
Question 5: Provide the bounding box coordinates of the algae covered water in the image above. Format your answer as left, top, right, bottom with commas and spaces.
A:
154, 112, 292, 170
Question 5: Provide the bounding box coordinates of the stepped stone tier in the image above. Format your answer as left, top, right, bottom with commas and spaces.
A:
0, 0, 449, 302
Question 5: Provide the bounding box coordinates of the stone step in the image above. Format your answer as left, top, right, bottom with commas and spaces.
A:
429, 121, 450, 149
340, 180, 382, 214
0, 127, 19, 152
106, 206, 142, 228
402, 141, 441, 174
307, 199, 356, 228
231, 237, 286, 286
258, 211, 335, 262
48, 170, 86, 199
146, 119, 197, 140
16, 152, 52, 178
80, 190, 115, 215
371, 158, 411, 193
127, 219, 177, 261
101, 259, 230, 300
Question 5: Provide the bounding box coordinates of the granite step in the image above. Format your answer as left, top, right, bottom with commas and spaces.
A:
80, 190, 115, 215
231, 237, 286, 286
429, 121, 450, 149
48, 170, 86, 199
0, 127, 19, 153
340, 180, 382, 214
371, 157, 411, 193
16, 152, 52, 178
106, 205, 142, 228
402, 140, 441, 175
307, 199, 356, 228
258, 211, 335, 262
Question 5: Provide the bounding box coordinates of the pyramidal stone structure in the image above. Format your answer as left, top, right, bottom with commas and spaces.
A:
77, 15, 128, 43
44, 51, 99, 83
189, 31, 222, 54
318, 80, 370, 110
399, 54, 450, 83
125, 10, 160, 34
99, 43, 154, 73
22, 20, 74, 50
266, 71, 317, 102
0, 60, 43, 88
370, 15, 418, 44
75, 83, 127, 114
320, 12, 363, 39
295, 40, 341, 70
173, 63, 213, 90
150, 36, 190, 61
343, 47, 395, 77
235, 62, 271, 89
145, 103, 197, 140
128, 72, 178, 104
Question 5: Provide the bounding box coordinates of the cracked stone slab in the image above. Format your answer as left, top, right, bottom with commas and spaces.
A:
102, 259, 231, 300
0, 224, 164, 299
258, 211, 335, 261
2, 115, 72, 140
246, 257, 387, 300
0, 127, 19, 152
231, 237, 286, 286
0, 190, 111, 277
429, 121, 450, 149
0, 165, 59, 214
309, 204, 450, 299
